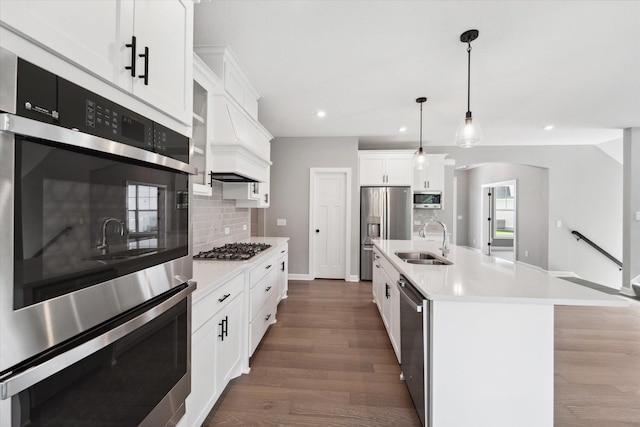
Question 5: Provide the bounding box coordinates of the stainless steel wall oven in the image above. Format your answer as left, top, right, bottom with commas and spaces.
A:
0, 48, 196, 426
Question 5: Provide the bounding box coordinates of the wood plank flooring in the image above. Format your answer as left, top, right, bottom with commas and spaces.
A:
202, 280, 640, 426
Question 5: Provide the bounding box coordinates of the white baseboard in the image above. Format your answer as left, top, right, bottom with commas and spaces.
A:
347, 275, 359, 282
547, 270, 579, 278
288, 274, 313, 281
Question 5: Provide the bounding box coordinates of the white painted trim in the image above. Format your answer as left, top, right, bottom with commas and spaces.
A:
547, 270, 580, 278
481, 180, 517, 259
346, 275, 360, 282
288, 274, 313, 281
308, 167, 352, 280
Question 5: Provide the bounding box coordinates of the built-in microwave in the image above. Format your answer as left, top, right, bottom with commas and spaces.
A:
413, 191, 442, 209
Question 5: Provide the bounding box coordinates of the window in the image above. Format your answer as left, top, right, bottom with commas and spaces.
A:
494, 185, 515, 239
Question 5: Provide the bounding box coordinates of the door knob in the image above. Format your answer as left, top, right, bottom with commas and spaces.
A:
315, 229, 320, 233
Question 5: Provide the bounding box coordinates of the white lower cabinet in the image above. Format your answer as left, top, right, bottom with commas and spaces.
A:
277, 244, 289, 301
248, 259, 278, 356
186, 272, 244, 427
372, 248, 401, 363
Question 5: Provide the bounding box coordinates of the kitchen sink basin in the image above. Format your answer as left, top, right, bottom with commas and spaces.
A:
405, 258, 452, 265
83, 248, 162, 261
394, 251, 453, 266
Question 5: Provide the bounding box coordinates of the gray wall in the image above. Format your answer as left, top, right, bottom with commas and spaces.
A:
463, 163, 549, 270
425, 145, 623, 288
265, 137, 359, 277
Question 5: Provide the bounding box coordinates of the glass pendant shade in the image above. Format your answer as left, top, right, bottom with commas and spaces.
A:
455, 115, 482, 148
414, 147, 427, 170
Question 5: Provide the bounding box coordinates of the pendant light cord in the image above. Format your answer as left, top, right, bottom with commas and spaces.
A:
467, 43, 472, 116
419, 101, 423, 150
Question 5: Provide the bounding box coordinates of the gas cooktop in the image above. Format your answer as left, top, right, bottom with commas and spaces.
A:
193, 243, 271, 261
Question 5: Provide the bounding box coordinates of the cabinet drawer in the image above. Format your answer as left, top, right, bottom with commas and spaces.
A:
193, 272, 244, 333
378, 250, 400, 284
249, 291, 277, 356
250, 268, 277, 321
249, 253, 278, 288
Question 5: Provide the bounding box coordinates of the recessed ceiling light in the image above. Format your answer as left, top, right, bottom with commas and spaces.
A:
399, 126, 407, 133
543, 125, 554, 130
316, 110, 326, 118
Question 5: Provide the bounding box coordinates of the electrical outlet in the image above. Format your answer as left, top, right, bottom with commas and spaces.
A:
556, 220, 562, 228
414, 220, 421, 225
243, 224, 247, 231
524, 250, 529, 257
224, 227, 230, 235
277, 219, 287, 226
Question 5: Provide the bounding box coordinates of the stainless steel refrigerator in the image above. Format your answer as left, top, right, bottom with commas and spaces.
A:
360, 186, 411, 280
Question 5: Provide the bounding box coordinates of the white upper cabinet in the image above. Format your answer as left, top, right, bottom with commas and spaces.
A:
358, 151, 413, 186
0, 0, 193, 125
129, 1, 193, 124
413, 154, 447, 192
192, 54, 220, 196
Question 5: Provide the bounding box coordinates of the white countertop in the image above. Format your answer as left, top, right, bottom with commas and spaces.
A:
192, 237, 289, 299
373, 239, 628, 307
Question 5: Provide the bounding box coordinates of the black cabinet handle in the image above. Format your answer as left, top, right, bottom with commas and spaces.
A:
265, 313, 271, 321
265, 286, 272, 292
281, 261, 285, 271
125, 36, 136, 76
218, 316, 229, 341
138, 46, 149, 85
264, 193, 269, 204
265, 264, 272, 270
218, 293, 231, 303
385, 283, 390, 299
315, 229, 320, 233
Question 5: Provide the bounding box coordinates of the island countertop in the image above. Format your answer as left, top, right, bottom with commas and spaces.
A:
373, 239, 627, 307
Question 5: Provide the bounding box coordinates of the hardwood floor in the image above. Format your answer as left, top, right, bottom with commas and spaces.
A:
203, 279, 421, 426
202, 280, 640, 426
554, 304, 640, 426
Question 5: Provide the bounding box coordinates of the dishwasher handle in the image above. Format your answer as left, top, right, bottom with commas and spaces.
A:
397, 277, 424, 313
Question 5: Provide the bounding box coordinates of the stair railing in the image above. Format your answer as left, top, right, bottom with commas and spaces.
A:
570, 230, 622, 271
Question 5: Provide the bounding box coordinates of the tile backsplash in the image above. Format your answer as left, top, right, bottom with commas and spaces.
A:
192, 181, 250, 252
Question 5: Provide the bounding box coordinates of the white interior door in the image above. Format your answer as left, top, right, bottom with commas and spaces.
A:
311, 171, 347, 279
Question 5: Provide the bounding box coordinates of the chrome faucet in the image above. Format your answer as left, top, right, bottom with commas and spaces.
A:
96, 217, 126, 253
420, 219, 449, 257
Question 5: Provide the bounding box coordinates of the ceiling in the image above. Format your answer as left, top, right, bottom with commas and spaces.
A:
194, 1, 640, 149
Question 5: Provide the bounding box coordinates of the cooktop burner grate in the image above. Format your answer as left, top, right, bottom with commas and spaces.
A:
193, 243, 271, 261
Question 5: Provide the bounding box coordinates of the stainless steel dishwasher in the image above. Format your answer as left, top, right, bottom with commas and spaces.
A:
398, 275, 429, 426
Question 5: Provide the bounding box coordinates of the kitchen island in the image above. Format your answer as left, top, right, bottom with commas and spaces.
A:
372, 239, 627, 427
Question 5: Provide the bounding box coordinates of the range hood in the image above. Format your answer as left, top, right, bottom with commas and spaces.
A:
196, 46, 273, 184
208, 97, 272, 182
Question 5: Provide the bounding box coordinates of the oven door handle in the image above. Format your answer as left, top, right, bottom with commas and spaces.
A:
0, 281, 196, 400
0, 113, 197, 175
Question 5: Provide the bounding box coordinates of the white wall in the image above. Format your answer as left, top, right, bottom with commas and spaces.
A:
265, 137, 359, 277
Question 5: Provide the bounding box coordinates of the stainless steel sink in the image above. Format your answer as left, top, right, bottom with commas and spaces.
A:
405, 258, 452, 265
394, 251, 453, 265
83, 248, 161, 261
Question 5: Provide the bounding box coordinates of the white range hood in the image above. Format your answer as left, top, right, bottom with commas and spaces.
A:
196, 46, 273, 183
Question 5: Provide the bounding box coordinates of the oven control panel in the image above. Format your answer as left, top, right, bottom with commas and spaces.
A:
15, 58, 188, 163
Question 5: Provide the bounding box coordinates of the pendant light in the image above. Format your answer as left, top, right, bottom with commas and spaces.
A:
414, 97, 427, 170
455, 29, 482, 148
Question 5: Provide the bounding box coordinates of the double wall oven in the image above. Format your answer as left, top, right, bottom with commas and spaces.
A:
0, 48, 196, 426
